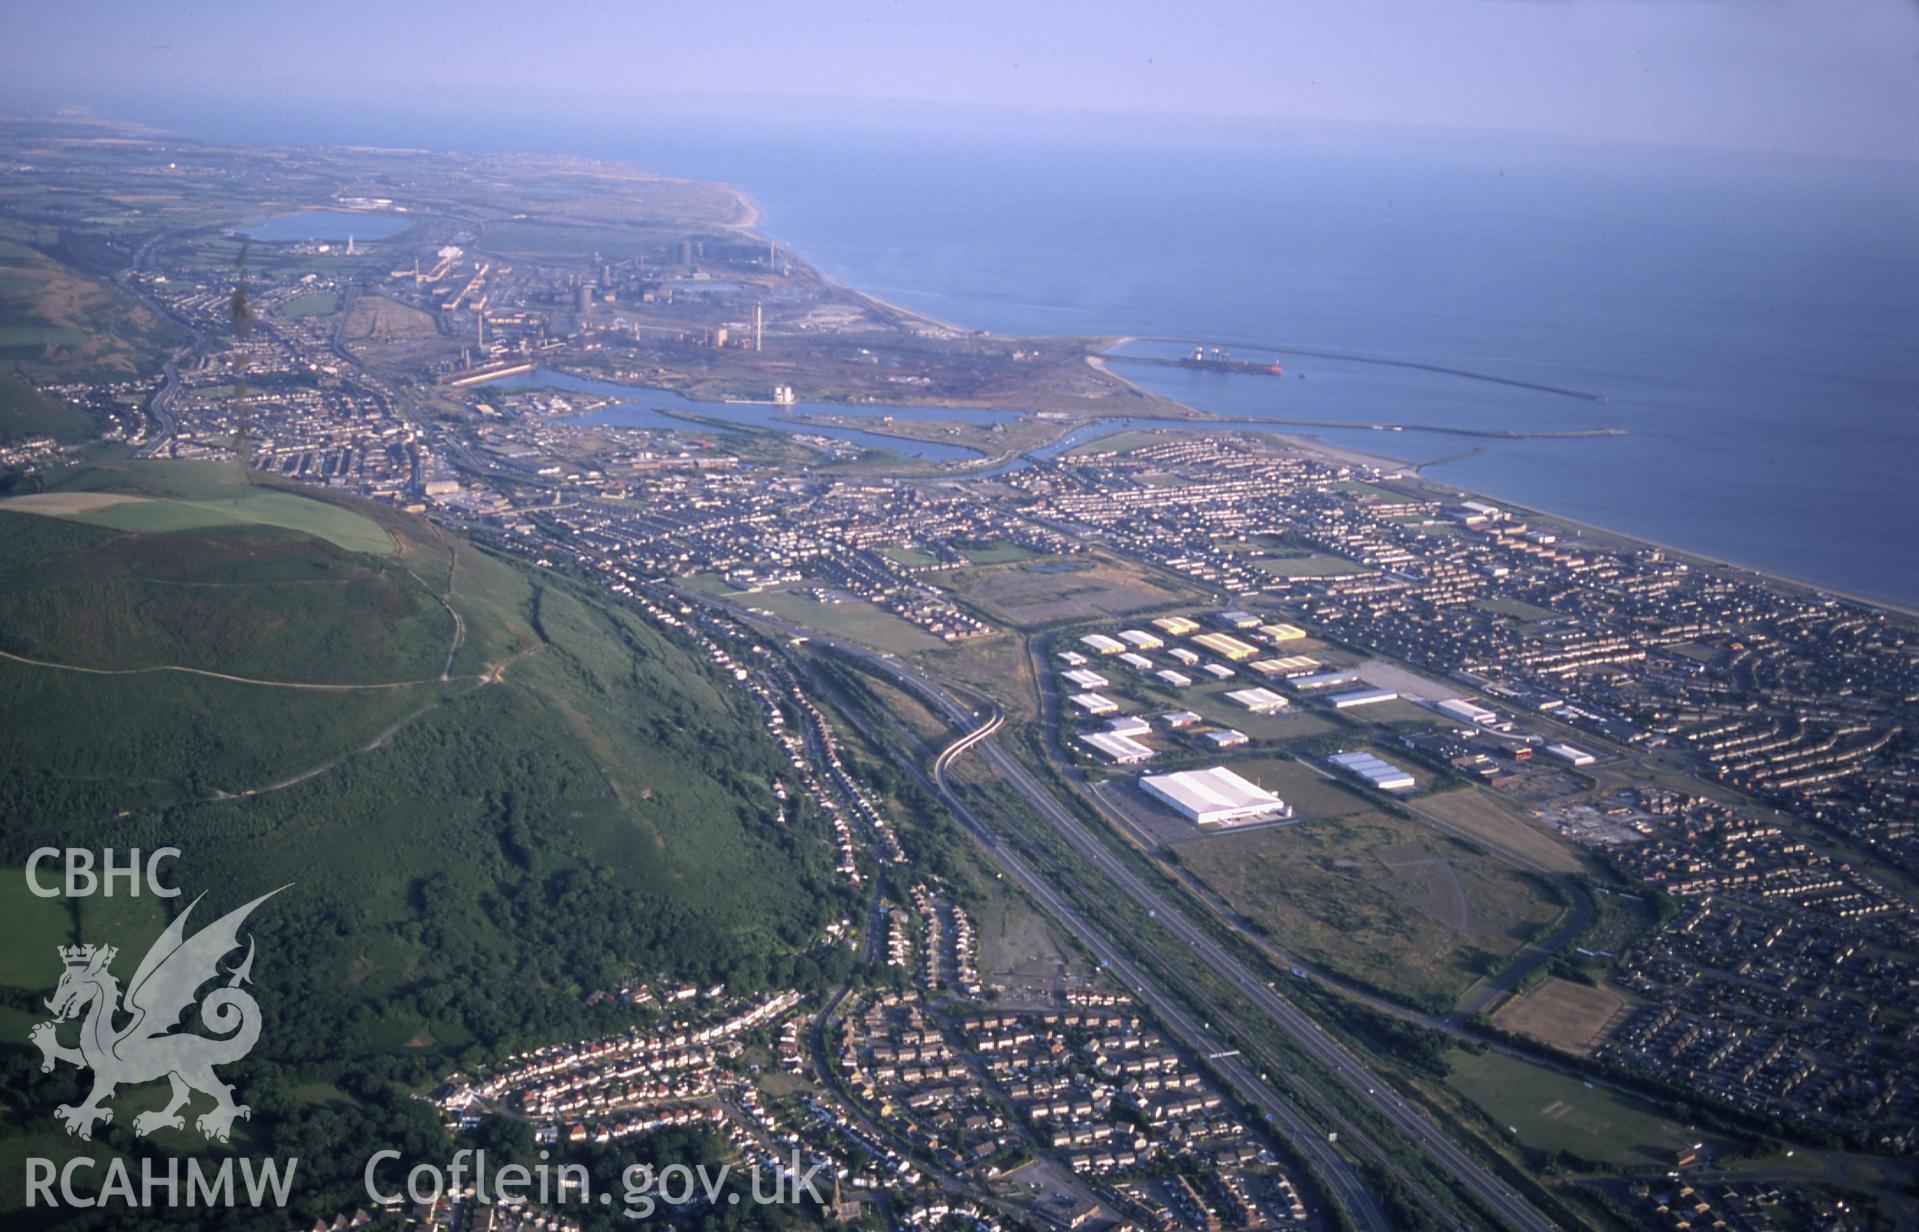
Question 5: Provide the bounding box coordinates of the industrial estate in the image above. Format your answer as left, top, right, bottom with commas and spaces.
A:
1, 114, 1914, 1232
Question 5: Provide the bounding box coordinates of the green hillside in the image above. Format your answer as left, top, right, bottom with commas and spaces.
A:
0, 373, 102, 443
0, 463, 855, 1219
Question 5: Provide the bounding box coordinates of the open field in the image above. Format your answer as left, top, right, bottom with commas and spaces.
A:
1492, 976, 1631, 1055
1253, 552, 1367, 577
1417, 785, 1586, 874
1341, 697, 1444, 727
730, 585, 946, 655
281, 290, 342, 318
0, 490, 145, 515
1170, 765, 1566, 1007
1065, 429, 1171, 457
341, 293, 439, 341
942, 553, 1200, 628
1445, 1048, 1720, 1168
7, 484, 398, 556
976, 880, 1084, 990
917, 631, 1038, 719
878, 544, 943, 568
956, 539, 1044, 565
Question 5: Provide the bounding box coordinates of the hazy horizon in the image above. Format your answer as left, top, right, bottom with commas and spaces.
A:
3, 0, 1915, 165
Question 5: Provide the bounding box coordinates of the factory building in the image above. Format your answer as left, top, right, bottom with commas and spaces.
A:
1153, 616, 1202, 637
1434, 697, 1497, 726
1119, 629, 1164, 651
1327, 750, 1417, 793
1225, 687, 1290, 714
1249, 655, 1322, 679
1329, 688, 1398, 709
1260, 623, 1308, 643
1287, 670, 1360, 691
1191, 632, 1261, 662
1080, 633, 1127, 656
1141, 766, 1292, 828
1081, 731, 1155, 764
1062, 668, 1110, 691
1545, 742, 1597, 767
1213, 610, 1263, 630
1069, 693, 1120, 716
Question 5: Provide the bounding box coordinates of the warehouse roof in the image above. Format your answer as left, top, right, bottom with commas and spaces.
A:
1141, 766, 1289, 826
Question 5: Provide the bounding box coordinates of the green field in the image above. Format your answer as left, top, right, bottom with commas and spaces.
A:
717, 583, 947, 654
63, 490, 395, 554
1446, 1048, 1718, 1168
941, 552, 1199, 628
957, 539, 1045, 565
1064, 429, 1169, 457
1172, 760, 1564, 1008
282, 290, 342, 318
879, 544, 943, 568
1253, 553, 1367, 578
12, 460, 398, 553
1334, 481, 1418, 504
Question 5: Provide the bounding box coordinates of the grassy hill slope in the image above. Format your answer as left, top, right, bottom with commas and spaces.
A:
0, 373, 102, 443
0, 463, 855, 1219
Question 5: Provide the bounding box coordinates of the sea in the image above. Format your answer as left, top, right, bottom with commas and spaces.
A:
92, 95, 1919, 607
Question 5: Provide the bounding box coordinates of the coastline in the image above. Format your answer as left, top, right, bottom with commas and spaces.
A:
344, 142, 1919, 622
1260, 431, 1919, 621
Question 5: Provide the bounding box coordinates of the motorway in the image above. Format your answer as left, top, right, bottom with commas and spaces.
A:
926, 712, 1396, 1231
692, 592, 1560, 1232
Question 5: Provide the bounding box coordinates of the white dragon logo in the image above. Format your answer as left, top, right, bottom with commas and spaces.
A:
29, 886, 288, 1143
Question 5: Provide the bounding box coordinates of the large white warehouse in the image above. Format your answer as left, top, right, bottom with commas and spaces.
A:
1326, 750, 1417, 793
1140, 766, 1292, 828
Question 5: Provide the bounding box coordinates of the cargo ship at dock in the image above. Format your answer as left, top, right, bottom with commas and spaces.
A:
1174, 345, 1284, 376
1103, 345, 1285, 378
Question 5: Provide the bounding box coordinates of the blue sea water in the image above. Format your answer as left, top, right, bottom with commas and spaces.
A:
611, 118, 1919, 608
91, 96, 1919, 605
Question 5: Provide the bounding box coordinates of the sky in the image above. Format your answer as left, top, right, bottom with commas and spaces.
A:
3, 0, 1915, 162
